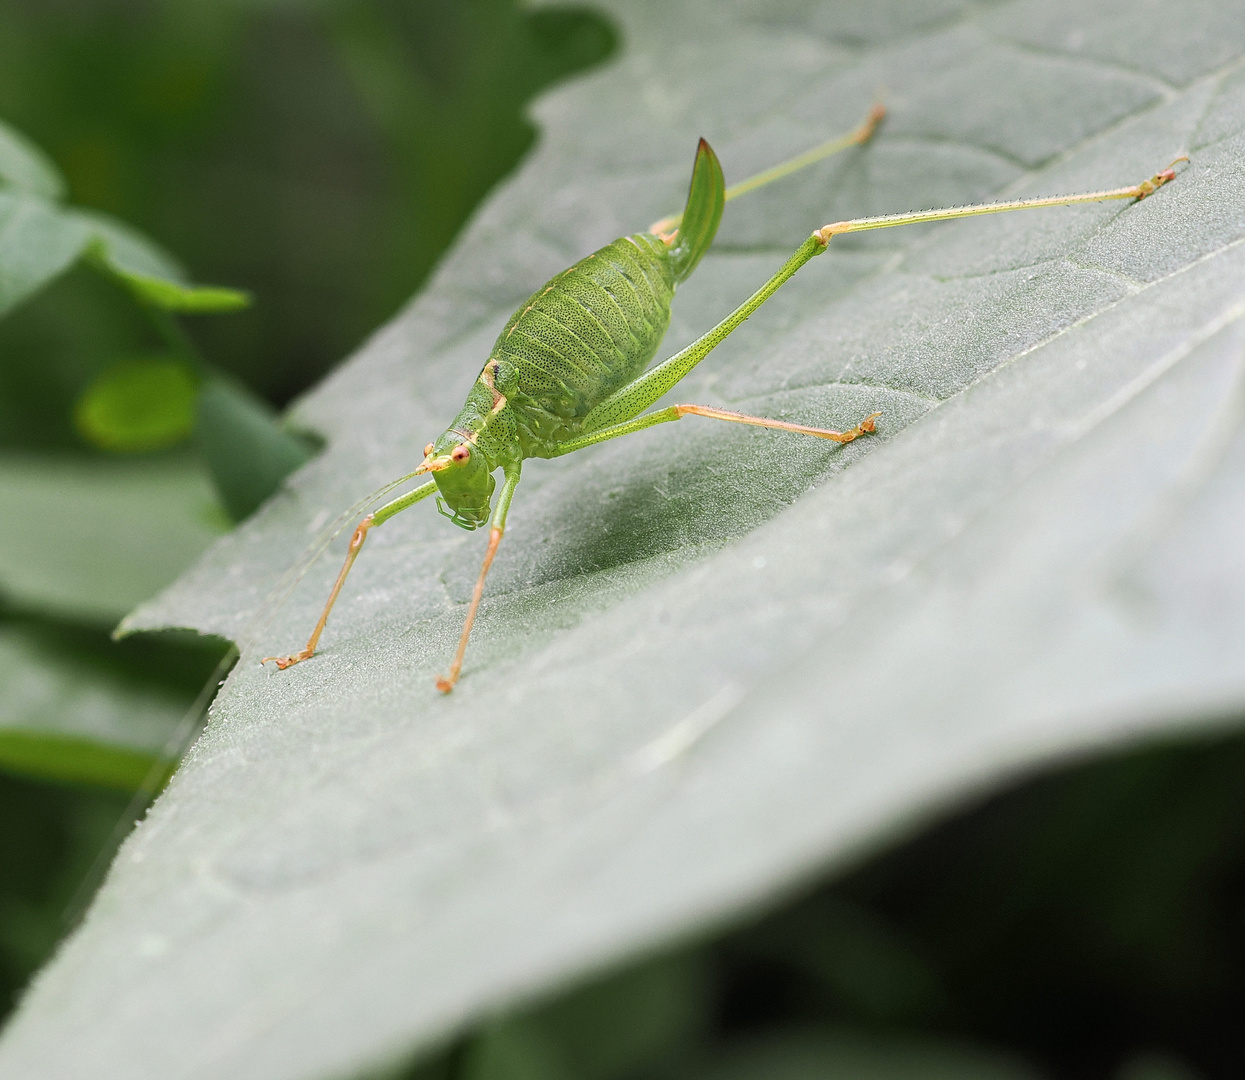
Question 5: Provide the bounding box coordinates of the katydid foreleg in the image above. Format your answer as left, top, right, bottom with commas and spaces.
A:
436, 462, 521, 693
263, 479, 437, 669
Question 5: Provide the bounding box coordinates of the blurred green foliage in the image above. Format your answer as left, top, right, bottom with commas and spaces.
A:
75, 355, 199, 451
403, 730, 1244, 1080
0, 0, 617, 415
1, 3, 1243, 1078
0, 0, 615, 1027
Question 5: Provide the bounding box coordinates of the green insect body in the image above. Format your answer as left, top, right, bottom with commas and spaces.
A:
263, 105, 1183, 692
431, 141, 724, 529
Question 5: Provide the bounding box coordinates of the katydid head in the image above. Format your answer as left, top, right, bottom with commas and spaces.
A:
419, 434, 496, 530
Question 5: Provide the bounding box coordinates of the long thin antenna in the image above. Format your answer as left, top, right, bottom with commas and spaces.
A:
67, 467, 432, 926
237, 468, 427, 656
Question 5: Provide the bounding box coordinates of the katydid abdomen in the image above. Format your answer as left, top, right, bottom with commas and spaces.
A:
445, 233, 678, 471
440, 144, 727, 480
494, 234, 676, 422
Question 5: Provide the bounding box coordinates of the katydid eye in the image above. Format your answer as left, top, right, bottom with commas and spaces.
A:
451, 444, 471, 463
424, 443, 435, 457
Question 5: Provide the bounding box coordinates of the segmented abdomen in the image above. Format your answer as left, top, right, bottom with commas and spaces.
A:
490, 232, 676, 424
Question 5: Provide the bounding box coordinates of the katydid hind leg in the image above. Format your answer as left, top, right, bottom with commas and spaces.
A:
584, 155, 1186, 437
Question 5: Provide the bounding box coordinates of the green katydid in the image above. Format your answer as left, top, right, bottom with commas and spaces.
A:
263, 102, 1184, 692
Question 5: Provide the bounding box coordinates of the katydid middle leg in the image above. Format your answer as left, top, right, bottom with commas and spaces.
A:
552, 402, 880, 457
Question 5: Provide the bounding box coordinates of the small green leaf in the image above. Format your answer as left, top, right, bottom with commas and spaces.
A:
74, 209, 251, 313
0, 624, 188, 792
0, 196, 247, 323
0, 119, 66, 201
110, 274, 252, 314
195, 378, 316, 521
75, 356, 200, 453
0, 124, 248, 317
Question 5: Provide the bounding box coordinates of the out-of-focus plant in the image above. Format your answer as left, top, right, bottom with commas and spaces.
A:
1, 114, 314, 521
0, 0, 616, 1023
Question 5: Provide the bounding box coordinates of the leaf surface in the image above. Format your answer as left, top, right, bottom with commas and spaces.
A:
4, 2, 1245, 1078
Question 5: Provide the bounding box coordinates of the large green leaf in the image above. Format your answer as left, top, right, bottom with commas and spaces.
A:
5, 1, 1245, 1078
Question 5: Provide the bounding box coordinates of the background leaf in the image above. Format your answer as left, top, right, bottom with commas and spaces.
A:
0, 191, 91, 318
0, 140, 247, 323
0, 454, 225, 625
0, 118, 64, 201
74, 355, 199, 453
75, 209, 252, 313
195, 378, 318, 522
0, 0, 617, 409
0, 623, 190, 791
3, 1, 1244, 1079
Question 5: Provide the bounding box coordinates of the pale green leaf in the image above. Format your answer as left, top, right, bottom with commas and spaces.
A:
0, 118, 66, 201
4, 2, 1245, 1079
0, 455, 226, 625
74, 210, 252, 313
0, 191, 91, 318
